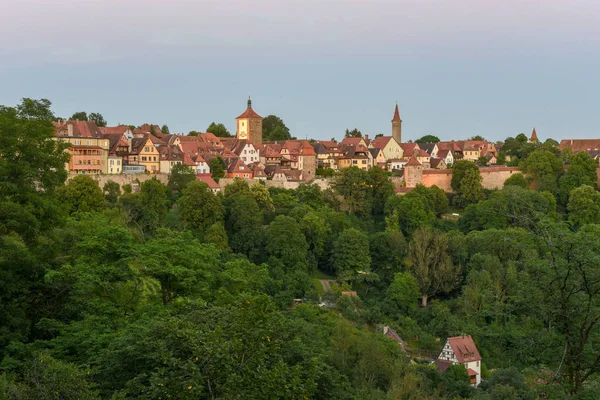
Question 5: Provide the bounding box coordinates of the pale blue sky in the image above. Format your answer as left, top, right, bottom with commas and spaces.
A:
1, 0, 599, 141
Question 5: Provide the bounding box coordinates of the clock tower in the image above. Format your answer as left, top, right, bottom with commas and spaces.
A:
236, 97, 263, 145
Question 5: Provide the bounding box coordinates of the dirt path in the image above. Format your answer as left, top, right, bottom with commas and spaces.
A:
319, 280, 334, 292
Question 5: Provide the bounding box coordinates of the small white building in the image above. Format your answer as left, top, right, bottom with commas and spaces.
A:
435, 335, 482, 387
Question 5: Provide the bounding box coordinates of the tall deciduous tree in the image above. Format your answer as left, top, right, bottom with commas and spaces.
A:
567, 185, 600, 227
521, 149, 563, 193
138, 178, 170, 234
70, 111, 88, 121
167, 163, 196, 193
415, 135, 440, 143
88, 112, 106, 127
225, 193, 264, 261
558, 151, 598, 205
330, 228, 371, 278
206, 122, 232, 137
59, 175, 107, 214
178, 181, 224, 233
210, 157, 226, 182
344, 128, 362, 138
103, 180, 120, 205
262, 115, 291, 141
265, 215, 308, 269
408, 227, 461, 307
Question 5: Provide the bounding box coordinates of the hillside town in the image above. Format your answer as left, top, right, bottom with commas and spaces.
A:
54, 98, 574, 192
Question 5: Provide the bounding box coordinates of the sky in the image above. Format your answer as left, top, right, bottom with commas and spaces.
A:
1, 0, 599, 142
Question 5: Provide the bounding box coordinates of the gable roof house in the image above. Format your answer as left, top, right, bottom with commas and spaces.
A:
437, 149, 454, 166
371, 136, 404, 162
338, 144, 372, 171
435, 336, 482, 387
130, 135, 160, 173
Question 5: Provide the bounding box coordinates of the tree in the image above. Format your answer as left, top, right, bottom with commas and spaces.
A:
102, 180, 120, 204
204, 222, 230, 252
224, 178, 250, 197
412, 184, 449, 216
70, 111, 88, 121
59, 175, 107, 214
300, 211, 331, 265
262, 115, 291, 141
88, 112, 106, 127
408, 227, 460, 307
366, 166, 394, 215
332, 167, 371, 216
370, 230, 407, 282
167, 163, 196, 193
178, 181, 224, 233
385, 193, 436, 236
387, 272, 420, 314
206, 122, 232, 137
265, 216, 308, 269
137, 230, 220, 305
504, 173, 528, 189
454, 168, 484, 207
567, 185, 600, 227
250, 182, 275, 213
161, 124, 170, 134
451, 160, 480, 192
469, 135, 486, 141
415, 135, 440, 143
188, 130, 200, 136
225, 193, 264, 260
344, 128, 362, 138
138, 178, 170, 234
530, 223, 600, 394
330, 228, 371, 278
210, 157, 226, 182
521, 149, 563, 193
558, 151, 598, 205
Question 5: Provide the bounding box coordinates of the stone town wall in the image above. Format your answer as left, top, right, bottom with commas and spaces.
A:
68, 173, 169, 192
479, 166, 521, 190
416, 166, 521, 192
217, 178, 333, 191
421, 170, 453, 191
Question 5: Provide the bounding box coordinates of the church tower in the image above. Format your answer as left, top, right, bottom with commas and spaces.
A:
236, 97, 263, 145
392, 104, 402, 144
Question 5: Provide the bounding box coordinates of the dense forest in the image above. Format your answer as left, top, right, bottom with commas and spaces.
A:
2, 99, 600, 399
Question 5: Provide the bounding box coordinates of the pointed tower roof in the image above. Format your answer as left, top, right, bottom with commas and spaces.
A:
392, 104, 401, 122
236, 96, 262, 119
530, 128, 538, 142
405, 153, 422, 167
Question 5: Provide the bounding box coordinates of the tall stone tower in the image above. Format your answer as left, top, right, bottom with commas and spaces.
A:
236, 97, 263, 145
392, 104, 402, 144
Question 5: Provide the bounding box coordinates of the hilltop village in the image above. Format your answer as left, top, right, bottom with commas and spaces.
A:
53, 98, 566, 192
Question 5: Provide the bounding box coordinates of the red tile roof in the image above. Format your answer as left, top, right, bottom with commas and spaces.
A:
371, 136, 393, 149
400, 142, 420, 156
340, 137, 364, 147
405, 153, 422, 167
236, 105, 262, 119
196, 174, 220, 190
447, 336, 481, 363
559, 139, 600, 152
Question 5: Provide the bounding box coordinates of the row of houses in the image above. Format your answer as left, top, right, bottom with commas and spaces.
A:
53, 120, 318, 182
312, 135, 498, 172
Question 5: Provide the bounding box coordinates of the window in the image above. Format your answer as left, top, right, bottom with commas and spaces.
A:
362, 160, 366, 164
142, 156, 147, 161
352, 160, 357, 164
87, 140, 92, 145
145, 147, 150, 152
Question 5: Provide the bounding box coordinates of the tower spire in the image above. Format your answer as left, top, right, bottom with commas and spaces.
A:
248, 96, 252, 109
392, 103, 401, 122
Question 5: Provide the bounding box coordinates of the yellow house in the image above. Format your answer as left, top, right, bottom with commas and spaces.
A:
370, 136, 404, 161
131, 136, 160, 173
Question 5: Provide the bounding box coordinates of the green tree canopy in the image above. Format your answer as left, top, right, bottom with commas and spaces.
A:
330, 228, 371, 279
88, 112, 106, 127
209, 156, 226, 182
265, 215, 308, 269
415, 135, 440, 143
167, 163, 196, 193
408, 227, 460, 307
521, 149, 563, 193
70, 111, 88, 121
503, 173, 528, 189
558, 151, 598, 205
262, 115, 291, 141
59, 175, 107, 214
344, 128, 362, 138
206, 122, 232, 137
178, 181, 224, 233
567, 185, 600, 227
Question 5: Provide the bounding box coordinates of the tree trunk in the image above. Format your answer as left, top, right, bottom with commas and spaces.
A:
421, 294, 428, 307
